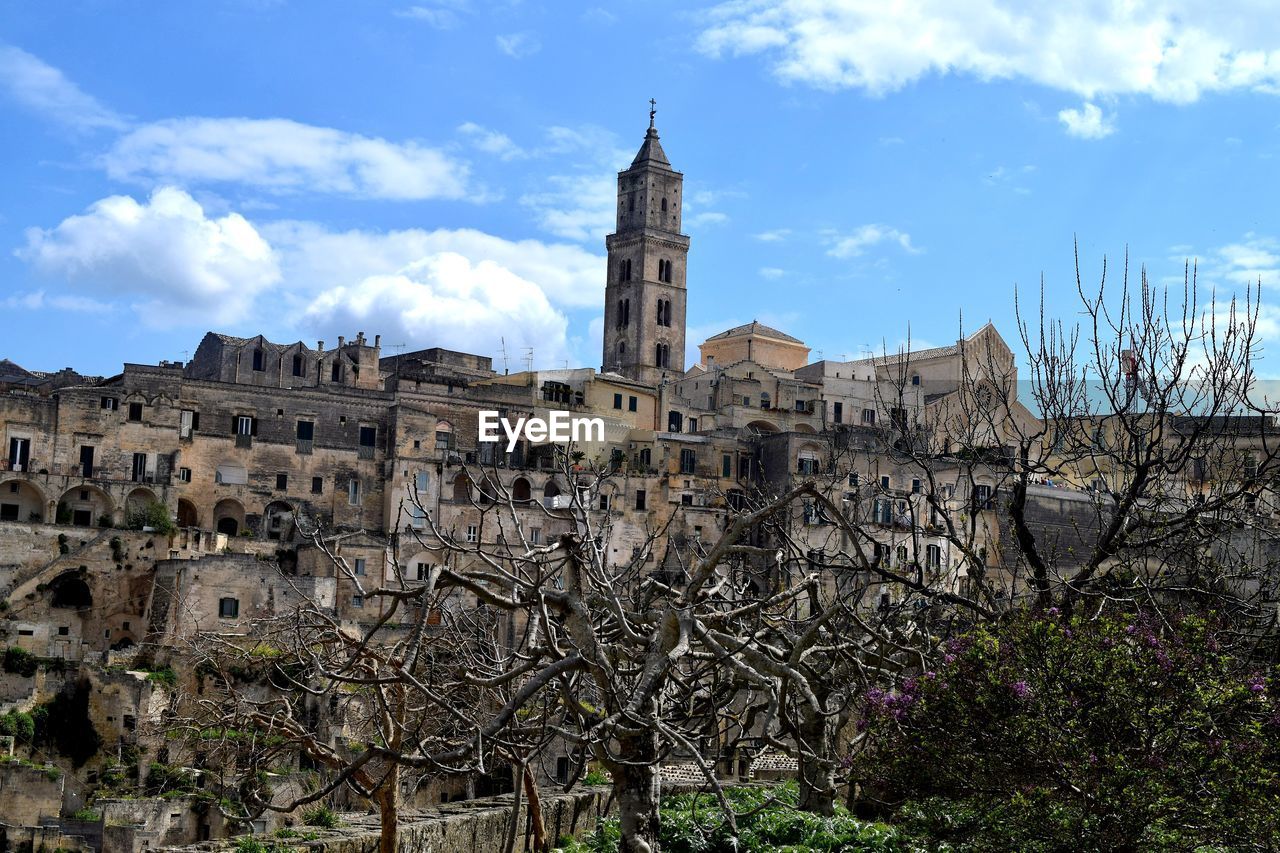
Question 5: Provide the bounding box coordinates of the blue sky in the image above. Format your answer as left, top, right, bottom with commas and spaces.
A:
4, 1, 1280, 378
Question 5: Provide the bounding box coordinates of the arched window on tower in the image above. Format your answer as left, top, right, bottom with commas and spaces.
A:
618, 340, 626, 356
661, 197, 668, 212
623, 298, 630, 327
621, 259, 632, 282
663, 299, 672, 327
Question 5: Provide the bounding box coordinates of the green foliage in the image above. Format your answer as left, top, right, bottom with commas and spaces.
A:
2, 646, 38, 677
0, 709, 36, 743
57, 528, 70, 549
69, 807, 101, 822
144, 665, 178, 688
232, 837, 296, 853
302, 804, 340, 828
854, 608, 1280, 851
559, 784, 903, 853
125, 501, 176, 537
582, 768, 610, 786
146, 761, 197, 795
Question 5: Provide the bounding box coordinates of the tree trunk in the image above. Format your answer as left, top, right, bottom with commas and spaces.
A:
614, 734, 662, 853
796, 706, 836, 817
521, 761, 548, 852
377, 762, 399, 853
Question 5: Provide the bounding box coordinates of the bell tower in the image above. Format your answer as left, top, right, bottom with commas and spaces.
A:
601, 101, 689, 386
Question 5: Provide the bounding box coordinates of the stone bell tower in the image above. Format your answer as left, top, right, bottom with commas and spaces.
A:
601, 101, 689, 386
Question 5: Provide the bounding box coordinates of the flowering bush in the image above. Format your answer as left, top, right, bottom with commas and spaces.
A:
852, 609, 1280, 850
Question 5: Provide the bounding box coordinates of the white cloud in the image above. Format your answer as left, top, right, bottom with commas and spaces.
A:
754, 228, 792, 242
496, 32, 541, 58
304, 252, 570, 365
759, 267, 787, 279
103, 118, 470, 200
520, 173, 617, 243
19, 187, 280, 326
0, 44, 127, 130
688, 211, 729, 228
458, 121, 525, 160
1058, 102, 1116, 139
825, 224, 920, 258
1192, 234, 1280, 288
699, 1, 1280, 107
263, 220, 606, 308
1, 290, 115, 313
395, 1, 469, 28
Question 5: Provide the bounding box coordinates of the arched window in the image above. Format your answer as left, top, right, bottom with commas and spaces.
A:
621, 258, 632, 282
655, 343, 670, 369
618, 340, 626, 356
661, 197, 668, 212
623, 298, 630, 327
663, 299, 672, 327
252, 348, 264, 371
452, 472, 472, 502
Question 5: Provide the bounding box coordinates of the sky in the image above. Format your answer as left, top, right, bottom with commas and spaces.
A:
5, 0, 1280, 379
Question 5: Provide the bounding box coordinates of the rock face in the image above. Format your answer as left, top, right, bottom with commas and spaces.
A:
159, 787, 611, 853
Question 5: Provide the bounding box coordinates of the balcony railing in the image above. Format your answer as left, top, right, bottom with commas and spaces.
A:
296, 439, 313, 455
235, 434, 253, 449
358, 445, 376, 460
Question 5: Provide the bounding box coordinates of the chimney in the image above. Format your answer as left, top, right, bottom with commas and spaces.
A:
356, 332, 365, 345
374, 334, 381, 348
338, 336, 345, 349
317, 340, 324, 352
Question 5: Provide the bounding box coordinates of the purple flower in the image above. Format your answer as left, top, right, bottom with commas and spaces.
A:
944, 653, 956, 664
1248, 674, 1266, 694
1047, 607, 1060, 617
1010, 680, 1033, 700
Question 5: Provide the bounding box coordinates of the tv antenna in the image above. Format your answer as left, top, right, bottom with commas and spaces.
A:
500, 337, 510, 375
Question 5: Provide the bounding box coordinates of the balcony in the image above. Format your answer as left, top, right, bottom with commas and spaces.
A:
235, 434, 253, 449
544, 495, 573, 510
296, 439, 313, 455
358, 445, 376, 460
1, 459, 36, 473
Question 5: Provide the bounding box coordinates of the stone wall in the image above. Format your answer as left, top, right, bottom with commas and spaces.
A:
161, 787, 610, 853
0, 758, 65, 826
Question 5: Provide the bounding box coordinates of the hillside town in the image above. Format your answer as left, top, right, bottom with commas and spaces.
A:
2, 118, 1278, 852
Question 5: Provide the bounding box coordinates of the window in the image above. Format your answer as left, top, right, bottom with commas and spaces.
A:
354, 558, 366, 576
681, 494, 694, 506
862, 408, 876, 425
880, 476, 891, 490
873, 498, 894, 526
348, 479, 361, 505
331, 361, 341, 381
435, 423, 453, 451
180, 409, 198, 438
101, 396, 118, 411
628, 395, 638, 412
128, 402, 143, 422
613, 393, 623, 409
833, 402, 843, 423
912, 479, 922, 493
667, 410, 682, 433
722, 454, 732, 478
276, 473, 288, 490
292, 354, 304, 377
617, 298, 631, 328
635, 489, 647, 510
58, 626, 69, 636
679, 448, 696, 474
621, 258, 632, 281
797, 454, 820, 476
926, 544, 942, 569
252, 349, 264, 371
235, 416, 256, 436
661, 197, 668, 212
599, 494, 610, 511
132, 453, 148, 482
359, 425, 377, 448
655, 342, 670, 368
466, 525, 479, 543
530, 528, 541, 545
311, 476, 323, 494
351, 595, 364, 609
218, 598, 239, 619
911, 375, 921, 386
178, 467, 191, 483
972, 484, 993, 511
639, 447, 651, 467
414, 471, 429, 492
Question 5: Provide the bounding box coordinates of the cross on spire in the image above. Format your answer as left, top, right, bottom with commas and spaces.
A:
649, 98, 656, 128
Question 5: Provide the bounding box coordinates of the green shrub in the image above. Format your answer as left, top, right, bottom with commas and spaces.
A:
69, 807, 102, 822
302, 804, 340, 828
0, 709, 36, 743
125, 501, 175, 537
854, 608, 1280, 850
145, 665, 178, 688
582, 768, 610, 786
2, 646, 38, 677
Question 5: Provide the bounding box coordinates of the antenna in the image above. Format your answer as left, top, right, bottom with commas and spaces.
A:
500, 337, 510, 375
523, 347, 534, 373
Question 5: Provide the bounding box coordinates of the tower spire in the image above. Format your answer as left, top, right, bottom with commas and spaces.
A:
649, 97, 656, 129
